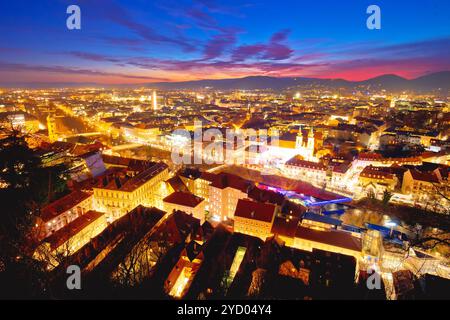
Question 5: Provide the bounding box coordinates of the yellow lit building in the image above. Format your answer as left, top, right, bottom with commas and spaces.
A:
233, 199, 277, 240
93, 162, 169, 221
34, 190, 93, 241
0, 111, 40, 134
179, 170, 250, 221
359, 165, 398, 191
208, 173, 250, 221
179, 170, 216, 201
122, 123, 161, 142
293, 226, 362, 261
33, 210, 107, 267
165, 241, 204, 299
163, 192, 206, 224
284, 156, 328, 187
271, 216, 362, 261
46, 114, 63, 142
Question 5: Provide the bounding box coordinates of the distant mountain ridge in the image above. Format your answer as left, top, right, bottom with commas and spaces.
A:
1, 71, 449, 92
149, 71, 450, 92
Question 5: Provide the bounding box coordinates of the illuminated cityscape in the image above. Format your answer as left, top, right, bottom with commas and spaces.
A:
0, 0, 449, 302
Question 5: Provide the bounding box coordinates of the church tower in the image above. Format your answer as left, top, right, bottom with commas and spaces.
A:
47, 115, 57, 142
295, 125, 303, 149
306, 127, 315, 158
152, 90, 158, 111
246, 103, 251, 120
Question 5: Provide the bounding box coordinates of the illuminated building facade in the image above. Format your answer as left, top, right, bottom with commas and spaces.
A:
163, 191, 206, 223
271, 216, 362, 261
33, 210, 107, 267
233, 199, 277, 240
284, 157, 328, 187
409, 170, 441, 194
165, 241, 204, 299
152, 90, 158, 111
34, 190, 93, 241
293, 226, 362, 261
93, 162, 169, 221
179, 170, 250, 221
0, 111, 40, 134
359, 165, 399, 191
180, 171, 216, 202
300, 212, 342, 231
208, 173, 251, 221
122, 124, 161, 143
295, 127, 316, 161
46, 115, 58, 142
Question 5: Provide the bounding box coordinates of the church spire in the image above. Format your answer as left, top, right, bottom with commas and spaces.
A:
308, 126, 314, 137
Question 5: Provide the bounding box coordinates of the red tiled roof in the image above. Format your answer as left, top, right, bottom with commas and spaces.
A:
360, 165, 395, 180
285, 157, 327, 171
199, 171, 217, 182
154, 210, 200, 244
271, 216, 299, 238
247, 186, 285, 205
332, 163, 351, 174
234, 199, 276, 223
44, 210, 104, 250
410, 170, 440, 184
94, 162, 168, 191
40, 190, 92, 222
72, 142, 107, 156
163, 192, 204, 208
358, 153, 383, 160
166, 176, 189, 193
358, 153, 421, 163
293, 182, 343, 201
295, 226, 362, 252
181, 170, 251, 193
70, 167, 124, 191
102, 154, 155, 172
210, 172, 251, 192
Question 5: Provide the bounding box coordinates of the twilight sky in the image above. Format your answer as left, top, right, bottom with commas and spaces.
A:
0, 0, 449, 84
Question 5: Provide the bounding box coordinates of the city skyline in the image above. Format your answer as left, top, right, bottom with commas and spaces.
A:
0, 0, 449, 302
1, 0, 450, 85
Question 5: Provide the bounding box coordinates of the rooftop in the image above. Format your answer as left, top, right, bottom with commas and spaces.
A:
295, 226, 362, 252
209, 172, 251, 192
40, 190, 92, 222
163, 191, 204, 208
360, 165, 396, 180
94, 162, 168, 192
234, 199, 277, 223
302, 212, 342, 227
44, 210, 104, 250
165, 176, 189, 193
410, 170, 440, 183
271, 216, 299, 238
102, 154, 157, 172
285, 157, 327, 171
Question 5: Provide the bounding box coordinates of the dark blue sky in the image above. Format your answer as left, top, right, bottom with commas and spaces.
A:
0, 0, 449, 84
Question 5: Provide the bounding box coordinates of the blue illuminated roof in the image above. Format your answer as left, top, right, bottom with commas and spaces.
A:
365, 223, 408, 241
302, 212, 342, 226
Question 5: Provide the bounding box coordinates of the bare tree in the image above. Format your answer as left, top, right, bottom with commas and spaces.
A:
431, 182, 450, 215
112, 226, 173, 287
